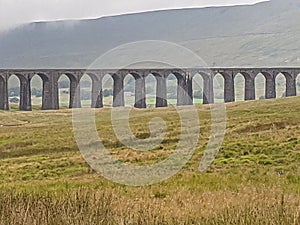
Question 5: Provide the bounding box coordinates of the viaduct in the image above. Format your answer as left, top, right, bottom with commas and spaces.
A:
0, 68, 299, 111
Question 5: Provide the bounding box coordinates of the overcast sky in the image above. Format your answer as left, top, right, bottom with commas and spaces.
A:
0, 0, 266, 31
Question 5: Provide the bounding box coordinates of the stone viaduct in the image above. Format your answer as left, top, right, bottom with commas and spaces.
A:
0, 68, 299, 111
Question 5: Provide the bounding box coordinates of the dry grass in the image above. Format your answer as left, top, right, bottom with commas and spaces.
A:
0, 187, 299, 225
0, 97, 300, 224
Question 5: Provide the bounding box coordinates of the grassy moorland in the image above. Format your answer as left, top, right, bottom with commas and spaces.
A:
0, 97, 300, 224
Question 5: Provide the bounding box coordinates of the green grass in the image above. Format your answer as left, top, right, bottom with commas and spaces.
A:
0, 97, 300, 224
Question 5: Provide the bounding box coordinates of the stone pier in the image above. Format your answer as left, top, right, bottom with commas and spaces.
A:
0, 68, 298, 111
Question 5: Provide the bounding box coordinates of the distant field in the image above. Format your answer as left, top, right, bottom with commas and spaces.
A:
0, 97, 300, 224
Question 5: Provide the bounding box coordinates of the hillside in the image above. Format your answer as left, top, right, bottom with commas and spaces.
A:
0, 0, 300, 68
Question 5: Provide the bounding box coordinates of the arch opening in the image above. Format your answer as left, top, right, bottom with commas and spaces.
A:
59, 73, 81, 109
102, 74, 114, 107
234, 73, 245, 101
166, 73, 177, 106
213, 73, 224, 103
58, 75, 71, 109
80, 74, 92, 107
124, 74, 136, 107
255, 73, 266, 100
276, 73, 286, 98
30, 75, 44, 109
192, 73, 204, 105
145, 74, 157, 107
7, 75, 21, 110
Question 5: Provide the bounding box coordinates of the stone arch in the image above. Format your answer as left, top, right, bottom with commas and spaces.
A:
145, 73, 157, 107
79, 74, 93, 107
196, 72, 213, 104
30, 73, 49, 109
127, 72, 142, 80
213, 73, 224, 103
123, 73, 137, 107
84, 73, 102, 108
57, 72, 81, 109
130, 72, 147, 108
150, 71, 168, 108
58, 73, 77, 83
255, 73, 266, 100
172, 71, 191, 106
234, 73, 245, 101
101, 73, 114, 107
33, 73, 49, 82
219, 72, 235, 103
262, 72, 276, 99
110, 72, 125, 107
239, 72, 255, 101
239, 72, 252, 81
166, 73, 178, 106
275, 73, 286, 98
8, 73, 27, 110
192, 73, 204, 105
57, 74, 70, 108
281, 72, 296, 97
150, 72, 167, 108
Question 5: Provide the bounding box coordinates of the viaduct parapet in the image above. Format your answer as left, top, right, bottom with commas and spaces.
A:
0, 68, 299, 110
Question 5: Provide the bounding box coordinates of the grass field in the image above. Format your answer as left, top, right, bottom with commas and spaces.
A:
0, 97, 300, 224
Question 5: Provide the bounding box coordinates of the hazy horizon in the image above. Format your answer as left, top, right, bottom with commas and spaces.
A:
0, 0, 267, 31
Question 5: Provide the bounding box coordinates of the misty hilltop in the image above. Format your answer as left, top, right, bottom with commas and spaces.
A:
0, 0, 300, 68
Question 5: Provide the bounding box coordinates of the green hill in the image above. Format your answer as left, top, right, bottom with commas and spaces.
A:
0, 0, 300, 68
